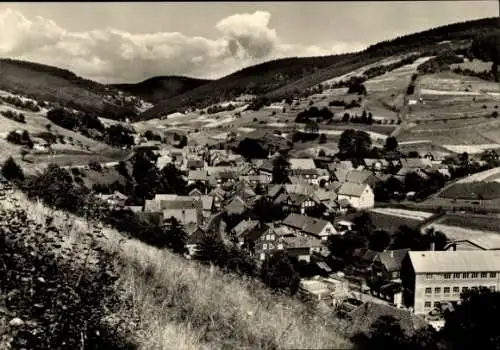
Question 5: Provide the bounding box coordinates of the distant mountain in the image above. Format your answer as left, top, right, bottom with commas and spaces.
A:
139, 16, 499, 121
0, 58, 137, 120
111, 76, 212, 104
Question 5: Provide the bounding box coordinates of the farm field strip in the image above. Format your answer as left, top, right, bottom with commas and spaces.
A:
428, 223, 500, 250
455, 166, 500, 184
442, 144, 500, 154
420, 89, 481, 96
399, 140, 432, 145
369, 208, 434, 221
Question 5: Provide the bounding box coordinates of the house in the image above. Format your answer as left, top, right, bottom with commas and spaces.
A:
346, 169, 377, 188
188, 188, 203, 197
352, 248, 379, 270
144, 195, 203, 226
363, 158, 389, 171
208, 188, 226, 209
289, 158, 317, 170
186, 159, 205, 170
282, 213, 337, 240
401, 250, 500, 315
240, 174, 271, 186
334, 220, 354, 234
283, 236, 327, 263
231, 219, 260, 245
200, 196, 215, 218
289, 169, 320, 185
347, 302, 428, 338
187, 170, 209, 185
282, 193, 322, 215
258, 159, 274, 177
224, 196, 251, 216
337, 182, 374, 209
371, 249, 411, 282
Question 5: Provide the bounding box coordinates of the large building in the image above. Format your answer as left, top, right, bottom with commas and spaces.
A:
401, 250, 500, 315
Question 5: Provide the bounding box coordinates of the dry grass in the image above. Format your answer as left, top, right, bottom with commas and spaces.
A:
0, 191, 351, 350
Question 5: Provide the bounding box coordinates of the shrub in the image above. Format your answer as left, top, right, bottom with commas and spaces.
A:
89, 161, 103, 172
2, 157, 24, 181
0, 200, 132, 349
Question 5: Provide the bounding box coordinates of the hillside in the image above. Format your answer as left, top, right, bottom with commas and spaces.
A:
138, 17, 499, 120
0, 59, 139, 120
0, 190, 351, 349
112, 76, 212, 104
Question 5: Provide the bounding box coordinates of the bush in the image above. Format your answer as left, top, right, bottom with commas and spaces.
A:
6, 130, 34, 148
260, 251, 301, 295
2, 157, 24, 182
89, 161, 103, 172
0, 201, 132, 349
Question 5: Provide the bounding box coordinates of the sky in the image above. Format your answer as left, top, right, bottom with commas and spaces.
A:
0, 2, 497, 84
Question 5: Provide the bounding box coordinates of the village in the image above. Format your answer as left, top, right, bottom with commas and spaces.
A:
91, 127, 500, 335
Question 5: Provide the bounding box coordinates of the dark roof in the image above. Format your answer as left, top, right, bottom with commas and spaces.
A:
346, 170, 373, 184
282, 213, 333, 236
348, 302, 428, 337
225, 196, 249, 215
338, 182, 369, 197
376, 249, 411, 272
259, 159, 274, 173
187, 159, 204, 168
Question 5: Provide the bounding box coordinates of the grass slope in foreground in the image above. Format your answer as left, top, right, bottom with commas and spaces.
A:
0, 191, 350, 350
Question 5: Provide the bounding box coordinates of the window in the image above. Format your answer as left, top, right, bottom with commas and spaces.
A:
426, 273, 433, 279
453, 273, 460, 279
433, 302, 440, 308
490, 272, 497, 278
462, 287, 469, 292
424, 302, 431, 308
268, 244, 274, 250
462, 273, 470, 279
263, 243, 268, 250
434, 287, 441, 294
453, 287, 460, 294
444, 273, 451, 279
270, 234, 275, 240
481, 272, 488, 278
444, 287, 450, 294
425, 288, 432, 295
277, 244, 283, 250
471, 273, 478, 279
490, 286, 496, 292
434, 273, 443, 280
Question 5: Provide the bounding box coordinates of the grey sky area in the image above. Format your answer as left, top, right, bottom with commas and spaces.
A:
0, 2, 496, 83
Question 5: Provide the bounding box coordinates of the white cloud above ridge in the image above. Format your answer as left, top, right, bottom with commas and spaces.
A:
0, 8, 366, 83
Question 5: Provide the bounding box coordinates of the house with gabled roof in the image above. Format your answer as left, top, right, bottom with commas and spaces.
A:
282, 213, 337, 240
208, 187, 227, 209
289, 158, 317, 170
224, 196, 251, 216
187, 170, 209, 185
371, 248, 411, 282
346, 169, 377, 187
337, 182, 374, 209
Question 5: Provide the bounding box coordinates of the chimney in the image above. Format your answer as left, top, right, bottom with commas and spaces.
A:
430, 241, 435, 251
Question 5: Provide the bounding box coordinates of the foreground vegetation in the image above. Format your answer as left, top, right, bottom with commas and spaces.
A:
0, 190, 351, 349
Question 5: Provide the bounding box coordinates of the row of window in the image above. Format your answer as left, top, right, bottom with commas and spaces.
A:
262, 243, 284, 250
424, 286, 497, 309
425, 272, 497, 280
425, 285, 496, 295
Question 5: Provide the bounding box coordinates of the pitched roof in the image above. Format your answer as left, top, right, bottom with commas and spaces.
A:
289, 158, 316, 170
268, 184, 284, 198
338, 182, 369, 197
333, 168, 350, 182
348, 302, 428, 337
186, 159, 204, 168
232, 219, 260, 237
258, 159, 274, 173
314, 189, 337, 202
283, 235, 324, 249
225, 196, 250, 215
408, 250, 500, 273
189, 188, 203, 196
346, 170, 373, 184
200, 196, 214, 211
188, 170, 209, 181
377, 249, 410, 272
282, 213, 334, 236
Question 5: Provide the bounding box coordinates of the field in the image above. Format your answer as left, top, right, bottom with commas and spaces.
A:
439, 182, 500, 200
439, 214, 500, 233
0, 191, 351, 350
339, 209, 424, 233
450, 59, 494, 73
369, 208, 434, 221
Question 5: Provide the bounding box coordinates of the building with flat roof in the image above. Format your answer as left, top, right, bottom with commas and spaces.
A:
401, 250, 500, 315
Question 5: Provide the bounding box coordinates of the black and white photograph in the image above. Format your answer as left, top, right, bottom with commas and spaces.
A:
0, 1, 499, 349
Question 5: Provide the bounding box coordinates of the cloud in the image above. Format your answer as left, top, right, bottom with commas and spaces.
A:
0, 8, 365, 83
